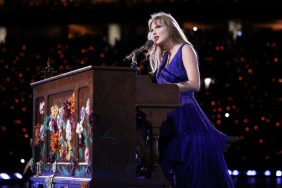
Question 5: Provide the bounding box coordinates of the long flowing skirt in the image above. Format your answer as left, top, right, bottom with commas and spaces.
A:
137, 92, 235, 188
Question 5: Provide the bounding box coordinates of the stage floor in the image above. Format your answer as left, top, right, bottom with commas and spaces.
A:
2, 177, 282, 188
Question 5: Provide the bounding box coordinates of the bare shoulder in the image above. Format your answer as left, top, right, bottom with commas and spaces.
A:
182, 43, 198, 64
182, 43, 197, 57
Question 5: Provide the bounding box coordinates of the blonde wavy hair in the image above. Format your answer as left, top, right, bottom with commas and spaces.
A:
146, 12, 192, 75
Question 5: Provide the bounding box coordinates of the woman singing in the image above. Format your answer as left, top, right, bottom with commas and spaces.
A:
136, 12, 235, 188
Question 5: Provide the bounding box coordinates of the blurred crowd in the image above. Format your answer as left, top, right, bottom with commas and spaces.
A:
1, 0, 282, 12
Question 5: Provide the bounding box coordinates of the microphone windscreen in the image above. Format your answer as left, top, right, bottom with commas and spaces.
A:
146, 40, 154, 48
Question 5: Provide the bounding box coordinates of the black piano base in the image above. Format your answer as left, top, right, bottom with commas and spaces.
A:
89, 179, 171, 188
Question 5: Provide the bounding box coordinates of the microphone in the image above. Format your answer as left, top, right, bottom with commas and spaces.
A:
123, 40, 154, 62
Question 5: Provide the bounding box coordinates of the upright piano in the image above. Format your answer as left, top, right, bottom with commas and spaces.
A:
29, 65, 182, 188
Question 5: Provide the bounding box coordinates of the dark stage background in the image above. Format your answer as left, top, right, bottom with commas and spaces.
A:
0, 0, 282, 181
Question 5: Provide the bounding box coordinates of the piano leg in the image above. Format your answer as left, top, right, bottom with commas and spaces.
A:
136, 127, 166, 179
149, 133, 163, 179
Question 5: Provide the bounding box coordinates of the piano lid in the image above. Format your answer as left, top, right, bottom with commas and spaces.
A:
30, 65, 136, 87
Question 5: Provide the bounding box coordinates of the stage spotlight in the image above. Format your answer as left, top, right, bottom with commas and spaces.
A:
0, 173, 10, 180
264, 170, 271, 176
247, 170, 256, 176
228, 170, 231, 175
232, 170, 239, 176
193, 27, 197, 31
14, 173, 23, 179
237, 31, 242, 36
21, 159, 25, 163
225, 113, 229, 117
276, 170, 282, 176
204, 78, 211, 90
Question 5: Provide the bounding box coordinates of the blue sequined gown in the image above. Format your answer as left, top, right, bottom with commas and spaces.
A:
137, 43, 235, 188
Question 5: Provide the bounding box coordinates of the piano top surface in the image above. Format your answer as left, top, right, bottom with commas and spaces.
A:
30, 65, 136, 87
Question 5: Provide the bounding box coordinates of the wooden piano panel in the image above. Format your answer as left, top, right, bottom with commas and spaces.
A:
48, 90, 75, 162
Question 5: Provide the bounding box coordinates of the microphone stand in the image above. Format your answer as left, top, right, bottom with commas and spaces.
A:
131, 52, 141, 74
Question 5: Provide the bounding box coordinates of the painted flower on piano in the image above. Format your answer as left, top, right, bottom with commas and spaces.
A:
51, 105, 59, 119
85, 99, 90, 116
40, 124, 44, 141
49, 114, 53, 132
70, 113, 76, 132
69, 93, 76, 105
34, 123, 40, 146
80, 106, 86, 121
50, 132, 60, 152
63, 100, 71, 119
61, 145, 67, 163
59, 107, 64, 116
39, 102, 45, 114
66, 119, 72, 141
51, 119, 58, 133
66, 141, 72, 161
59, 143, 64, 158
57, 115, 63, 138
76, 120, 83, 139
68, 93, 76, 114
